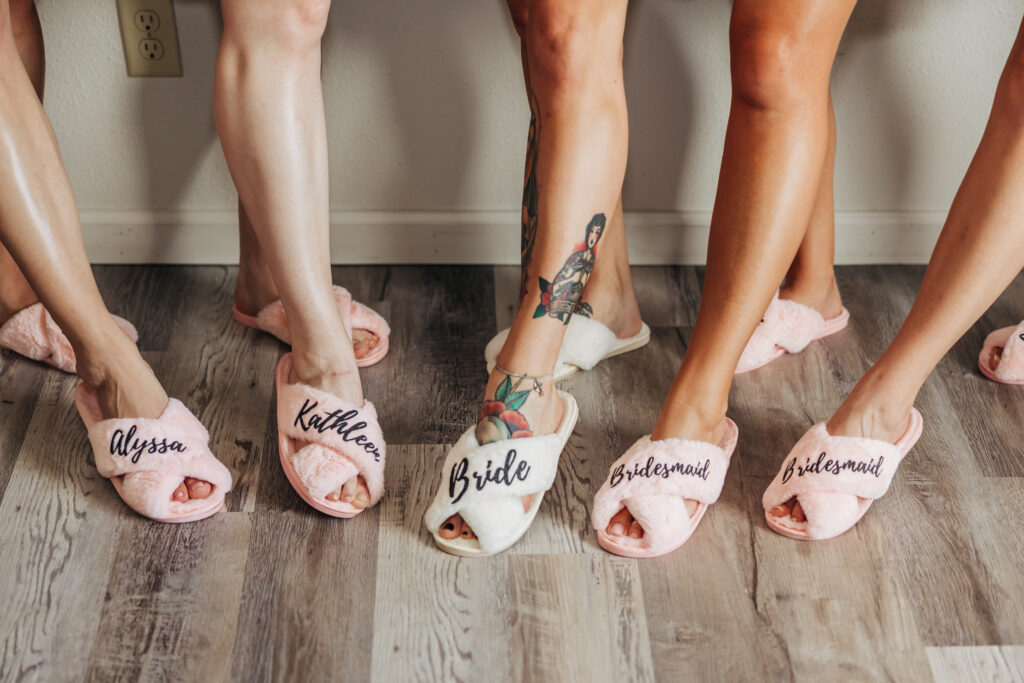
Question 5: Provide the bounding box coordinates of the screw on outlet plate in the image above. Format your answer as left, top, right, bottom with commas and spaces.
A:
134, 10, 160, 33
139, 39, 164, 60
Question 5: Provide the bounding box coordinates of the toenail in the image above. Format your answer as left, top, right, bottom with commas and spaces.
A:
443, 523, 454, 531
610, 523, 624, 535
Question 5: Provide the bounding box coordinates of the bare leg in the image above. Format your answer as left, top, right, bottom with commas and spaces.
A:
440, 0, 630, 540
0, 2, 211, 502
607, 0, 858, 538
233, 201, 383, 361
0, 0, 44, 323
822, 22, 1024, 444
781, 95, 843, 318
214, 0, 369, 507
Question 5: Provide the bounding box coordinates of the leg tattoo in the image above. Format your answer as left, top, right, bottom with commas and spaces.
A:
520, 111, 540, 303
533, 213, 606, 324
476, 372, 535, 443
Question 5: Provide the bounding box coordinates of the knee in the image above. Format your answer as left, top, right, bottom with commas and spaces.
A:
525, 8, 620, 98
223, 0, 330, 55
729, 23, 818, 111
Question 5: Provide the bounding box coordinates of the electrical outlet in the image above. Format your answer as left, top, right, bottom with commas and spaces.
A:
116, 0, 182, 77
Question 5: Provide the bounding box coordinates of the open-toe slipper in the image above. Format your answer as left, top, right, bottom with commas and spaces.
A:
234, 286, 390, 368
0, 303, 138, 374
979, 321, 1024, 383
485, 316, 650, 382
592, 419, 738, 558
275, 353, 386, 518
763, 408, 923, 541
423, 391, 579, 557
74, 384, 232, 523
736, 292, 849, 374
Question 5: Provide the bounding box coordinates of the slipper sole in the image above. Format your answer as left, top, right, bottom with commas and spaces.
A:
735, 307, 850, 375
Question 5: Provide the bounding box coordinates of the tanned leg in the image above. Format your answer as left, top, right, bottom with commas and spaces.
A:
0, 0, 211, 502
781, 95, 843, 318
440, 0, 630, 540
214, 0, 370, 507
759, 21, 1024, 524
607, 0, 858, 539
0, 0, 44, 324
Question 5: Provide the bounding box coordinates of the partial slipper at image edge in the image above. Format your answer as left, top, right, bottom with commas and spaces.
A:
763, 407, 924, 541
978, 326, 1024, 384
430, 391, 580, 557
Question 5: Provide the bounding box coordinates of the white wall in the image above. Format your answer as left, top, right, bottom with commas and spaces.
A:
34, 0, 1021, 264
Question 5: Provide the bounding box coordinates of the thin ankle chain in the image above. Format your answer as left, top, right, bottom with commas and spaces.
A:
493, 363, 553, 396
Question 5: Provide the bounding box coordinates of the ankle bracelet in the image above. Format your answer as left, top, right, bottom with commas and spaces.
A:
493, 363, 554, 396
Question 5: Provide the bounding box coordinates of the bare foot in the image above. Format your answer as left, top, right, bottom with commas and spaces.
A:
438, 366, 563, 541
606, 403, 725, 541
0, 267, 40, 327
991, 345, 1004, 372
575, 273, 643, 341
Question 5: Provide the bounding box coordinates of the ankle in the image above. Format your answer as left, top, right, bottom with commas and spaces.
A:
827, 371, 917, 440
233, 258, 279, 315
652, 398, 727, 443
478, 367, 560, 439
780, 273, 842, 318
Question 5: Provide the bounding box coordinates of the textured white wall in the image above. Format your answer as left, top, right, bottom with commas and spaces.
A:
32, 0, 1022, 263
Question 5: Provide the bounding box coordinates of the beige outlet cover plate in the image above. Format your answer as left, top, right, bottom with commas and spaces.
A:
116, 0, 182, 77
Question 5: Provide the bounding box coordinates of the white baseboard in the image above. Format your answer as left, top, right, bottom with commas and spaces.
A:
80, 209, 947, 265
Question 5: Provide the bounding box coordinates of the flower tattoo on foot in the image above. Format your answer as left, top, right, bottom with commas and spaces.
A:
533, 213, 606, 324
476, 374, 534, 444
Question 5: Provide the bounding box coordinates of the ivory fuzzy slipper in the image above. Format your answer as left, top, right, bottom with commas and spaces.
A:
275, 353, 386, 518
736, 292, 849, 374
485, 316, 650, 382
592, 420, 739, 558
424, 391, 579, 557
0, 303, 137, 374
75, 384, 232, 523
979, 320, 1024, 383
763, 408, 923, 541
234, 285, 390, 368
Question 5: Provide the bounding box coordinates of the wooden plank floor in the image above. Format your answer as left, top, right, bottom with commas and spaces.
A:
1, 264, 1023, 682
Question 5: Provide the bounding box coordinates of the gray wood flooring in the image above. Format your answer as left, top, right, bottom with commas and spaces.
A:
1, 264, 1023, 682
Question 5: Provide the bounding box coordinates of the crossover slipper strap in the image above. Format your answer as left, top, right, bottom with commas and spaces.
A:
592, 435, 733, 550
86, 399, 232, 519
424, 427, 563, 552
739, 292, 827, 368
277, 381, 386, 505
762, 424, 902, 513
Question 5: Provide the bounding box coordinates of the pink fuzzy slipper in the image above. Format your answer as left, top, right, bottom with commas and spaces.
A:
233, 286, 390, 368
0, 303, 138, 374
74, 384, 232, 523
592, 419, 739, 558
736, 292, 849, 374
978, 321, 1024, 383
763, 408, 923, 541
275, 353, 386, 518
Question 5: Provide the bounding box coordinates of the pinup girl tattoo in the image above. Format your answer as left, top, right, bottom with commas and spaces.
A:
533, 213, 606, 324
